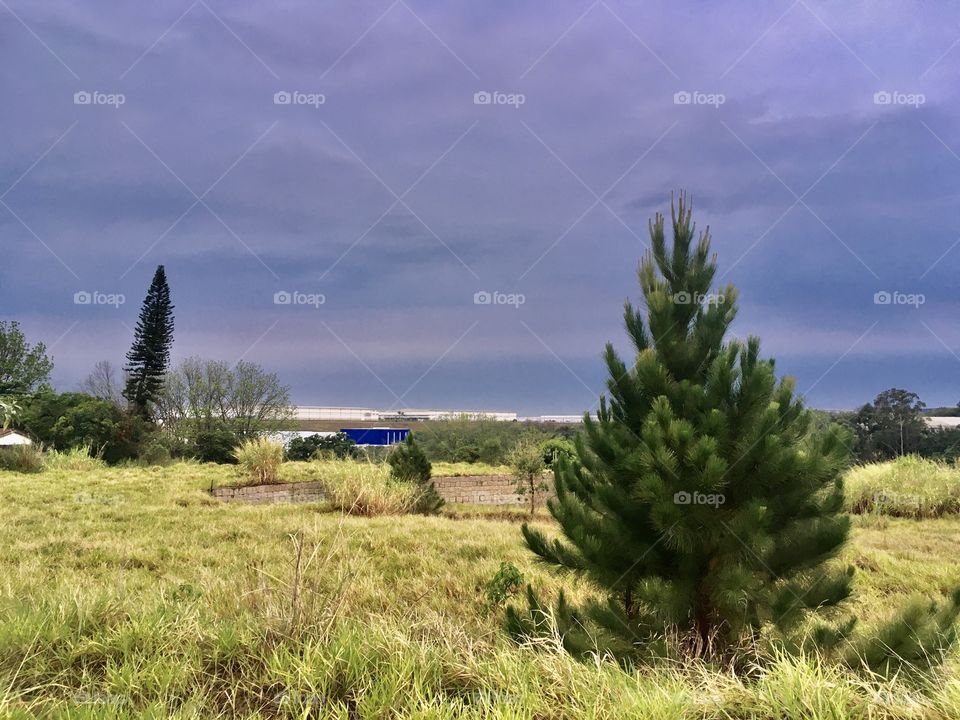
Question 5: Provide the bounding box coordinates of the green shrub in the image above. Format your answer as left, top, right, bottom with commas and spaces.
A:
16, 390, 146, 464
286, 432, 358, 461
541, 437, 576, 467
484, 562, 524, 611
286, 434, 323, 461
233, 438, 284, 484
190, 429, 239, 464
316, 432, 359, 460
138, 438, 174, 467
0, 444, 43, 473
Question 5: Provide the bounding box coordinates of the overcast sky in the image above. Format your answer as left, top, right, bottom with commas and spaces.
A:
2, 1, 960, 415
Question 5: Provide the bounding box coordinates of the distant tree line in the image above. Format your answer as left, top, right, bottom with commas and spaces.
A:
0, 265, 292, 465
410, 416, 578, 465
832, 388, 960, 463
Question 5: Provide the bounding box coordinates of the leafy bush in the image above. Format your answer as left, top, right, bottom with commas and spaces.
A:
315, 432, 359, 460
484, 562, 524, 611
285, 432, 358, 461
0, 444, 43, 473
138, 438, 174, 467
541, 437, 576, 467
190, 429, 239, 464
286, 434, 324, 461
16, 390, 146, 463
233, 438, 284, 484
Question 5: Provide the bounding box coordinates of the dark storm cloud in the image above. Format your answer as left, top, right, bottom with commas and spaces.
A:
3, 0, 960, 413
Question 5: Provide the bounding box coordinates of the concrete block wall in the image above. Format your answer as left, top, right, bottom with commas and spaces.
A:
431, 475, 554, 506
209, 476, 553, 507
210, 480, 326, 505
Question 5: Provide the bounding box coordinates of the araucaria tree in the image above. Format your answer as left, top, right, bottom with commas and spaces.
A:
507, 193, 960, 671
124, 265, 175, 418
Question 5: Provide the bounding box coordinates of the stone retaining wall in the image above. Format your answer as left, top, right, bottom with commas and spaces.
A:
210, 476, 553, 507
211, 480, 326, 504
431, 475, 553, 506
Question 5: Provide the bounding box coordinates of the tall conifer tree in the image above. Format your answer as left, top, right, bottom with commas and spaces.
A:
124, 265, 174, 419
507, 194, 960, 671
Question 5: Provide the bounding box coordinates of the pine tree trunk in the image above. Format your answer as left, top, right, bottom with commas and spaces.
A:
694, 577, 713, 655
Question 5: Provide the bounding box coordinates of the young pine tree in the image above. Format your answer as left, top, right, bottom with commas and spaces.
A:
506, 193, 960, 670
389, 434, 444, 514
124, 265, 175, 419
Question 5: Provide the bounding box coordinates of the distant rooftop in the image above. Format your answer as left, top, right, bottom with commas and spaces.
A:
292, 406, 583, 423
925, 417, 960, 429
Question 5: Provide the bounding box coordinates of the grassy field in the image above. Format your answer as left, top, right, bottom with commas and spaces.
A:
0, 460, 958, 718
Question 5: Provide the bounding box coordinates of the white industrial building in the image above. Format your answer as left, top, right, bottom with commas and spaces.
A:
925, 417, 960, 429
293, 406, 519, 422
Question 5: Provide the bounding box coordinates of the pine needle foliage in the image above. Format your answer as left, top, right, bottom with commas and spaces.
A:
506, 193, 960, 672
123, 265, 175, 419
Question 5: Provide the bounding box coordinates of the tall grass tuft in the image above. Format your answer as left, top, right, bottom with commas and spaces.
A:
846, 455, 960, 518
0, 444, 44, 473
321, 462, 419, 516
233, 437, 284, 485
43, 445, 105, 472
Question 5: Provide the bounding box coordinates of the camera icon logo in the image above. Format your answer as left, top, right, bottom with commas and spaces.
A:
473, 91, 492, 105
873, 291, 891, 305
273, 291, 292, 305
873, 90, 892, 105
673, 491, 692, 505
74, 91, 92, 105
673, 91, 692, 105
673, 291, 692, 304
473, 290, 492, 305
274, 91, 292, 105
74, 291, 92, 305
